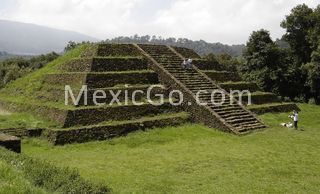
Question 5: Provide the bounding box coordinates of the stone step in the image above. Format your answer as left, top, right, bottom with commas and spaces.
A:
38, 84, 166, 103
247, 102, 300, 114
172, 46, 201, 58
97, 44, 142, 57
218, 112, 249, 118
236, 124, 266, 133
219, 81, 260, 92
0, 133, 21, 153
212, 106, 244, 112
75, 85, 167, 106
44, 71, 159, 88
61, 57, 149, 72
225, 116, 258, 124
202, 70, 242, 82
46, 112, 190, 145
193, 60, 224, 71
234, 92, 280, 105
219, 111, 250, 117
85, 71, 159, 88
231, 120, 261, 127
62, 100, 181, 128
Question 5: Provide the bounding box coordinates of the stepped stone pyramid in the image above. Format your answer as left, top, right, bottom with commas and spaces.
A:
169, 46, 299, 114
0, 43, 299, 144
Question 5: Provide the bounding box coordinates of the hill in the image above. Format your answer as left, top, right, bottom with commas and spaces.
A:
0, 20, 98, 55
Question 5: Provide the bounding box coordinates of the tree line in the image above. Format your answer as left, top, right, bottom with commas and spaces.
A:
103, 35, 244, 56
0, 52, 59, 88
239, 4, 320, 104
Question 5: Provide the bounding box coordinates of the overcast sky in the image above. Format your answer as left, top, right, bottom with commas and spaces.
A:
0, 0, 319, 44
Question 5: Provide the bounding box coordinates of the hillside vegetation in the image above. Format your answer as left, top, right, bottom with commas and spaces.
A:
0, 147, 109, 193
0, 45, 88, 104
0, 52, 59, 89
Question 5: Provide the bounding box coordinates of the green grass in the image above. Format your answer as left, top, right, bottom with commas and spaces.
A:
0, 45, 89, 126
0, 111, 57, 130
0, 147, 109, 193
21, 103, 320, 193
0, 161, 45, 194
0, 44, 88, 102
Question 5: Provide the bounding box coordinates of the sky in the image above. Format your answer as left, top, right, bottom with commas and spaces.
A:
0, 0, 319, 44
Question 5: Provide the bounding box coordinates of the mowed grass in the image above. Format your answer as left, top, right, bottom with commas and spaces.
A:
23, 103, 320, 193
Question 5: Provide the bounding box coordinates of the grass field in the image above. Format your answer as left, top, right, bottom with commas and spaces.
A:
20, 103, 320, 193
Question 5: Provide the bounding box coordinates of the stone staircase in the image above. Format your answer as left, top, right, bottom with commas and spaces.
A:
136, 44, 266, 134
170, 46, 300, 114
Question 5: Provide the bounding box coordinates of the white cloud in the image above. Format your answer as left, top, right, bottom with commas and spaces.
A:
0, 0, 319, 44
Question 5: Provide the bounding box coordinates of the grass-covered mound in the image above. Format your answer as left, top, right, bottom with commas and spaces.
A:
0, 44, 88, 105
0, 45, 91, 129
0, 147, 109, 193
23, 103, 320, 193
0, 110, 57, 130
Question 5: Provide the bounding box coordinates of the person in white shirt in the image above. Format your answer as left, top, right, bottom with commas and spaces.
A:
181, 59, 187, 69
289, 110, 299, 129
186, 58, 193, 69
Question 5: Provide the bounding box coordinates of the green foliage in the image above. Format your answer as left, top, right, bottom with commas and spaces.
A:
241, 29, 292, 95
204, 53, 239, 72
0, 52, 59, 89
64, 41, 91, 52
0, 147, 110, 193
239, 4, 320, 103
302, 45, 320, 103
281, 4, 314, 64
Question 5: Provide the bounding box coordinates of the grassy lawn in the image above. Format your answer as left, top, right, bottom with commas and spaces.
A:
22, 103, 320, 193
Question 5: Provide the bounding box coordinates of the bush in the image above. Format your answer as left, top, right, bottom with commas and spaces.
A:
0, 52, 59, 89
308, 98, 316, 104
0, 148, 110, 194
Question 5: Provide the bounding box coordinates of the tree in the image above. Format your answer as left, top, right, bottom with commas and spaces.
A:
0, 52, 59, 89
281, 4, 314, 64
241, 29, 293, 95
64, 41, 77, 52
308, 5, 320, 50
302, 45, 320, 104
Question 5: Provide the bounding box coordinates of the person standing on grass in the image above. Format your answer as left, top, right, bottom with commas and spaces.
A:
289, 110, 299, 129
